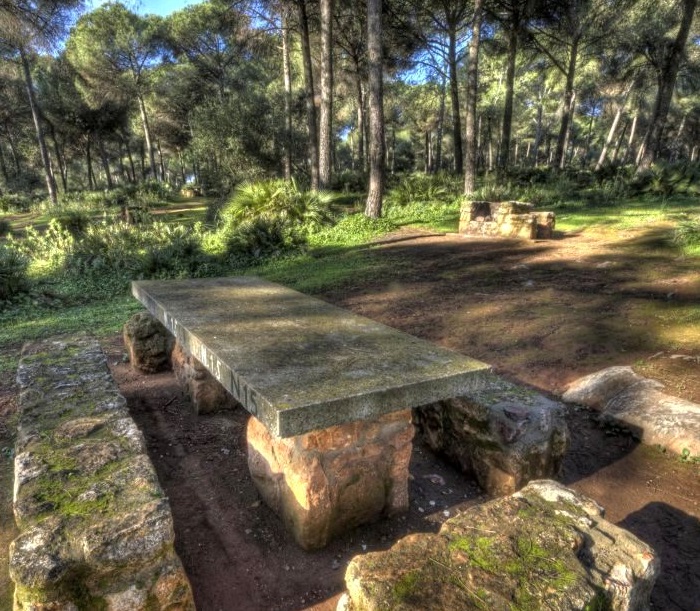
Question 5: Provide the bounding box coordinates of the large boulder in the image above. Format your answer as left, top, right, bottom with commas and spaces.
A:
563, 366, 700, 457
414, 375, 569, 496
341, 480, 659, 611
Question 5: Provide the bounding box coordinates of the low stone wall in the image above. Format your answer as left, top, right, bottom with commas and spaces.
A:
414, 375, 569, 496
11, 336, 194, 610
459, 200, 555, 240
340, 480, 659, 610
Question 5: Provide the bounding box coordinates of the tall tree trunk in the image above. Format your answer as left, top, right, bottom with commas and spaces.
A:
98, 137, 114, 189
611, 118, 629, 163
117, 141, 128, 183
638, 0, 697, 170
0, 140, 8, 183
436, 74, 446, 172
464, 0, 484, 195
298, 0, 319, 190
596, 104, 624, 171
554, 36, 579, 169
364, 0, 384, 217
178, 149, 186, 185
282, 11, 293, 181
448, 23, 463, 174
137, 93, 158, 180
157, 140, 166, 182
20, 47, 57, 204
140, 141, 146, 180
424, 131, 431, 173
499, 15, 518, 169
86, 136, 95, 190
5, 127, 21, 176
319, 0, 334, 188
356, 72, 366, 172
623, 111, 638, 165
49, 122, 67, 193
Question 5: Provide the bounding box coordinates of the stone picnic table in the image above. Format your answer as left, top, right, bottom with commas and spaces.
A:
131, 276, 491, 548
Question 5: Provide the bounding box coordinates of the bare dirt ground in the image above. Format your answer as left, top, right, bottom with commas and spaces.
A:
2, 226, 699, 610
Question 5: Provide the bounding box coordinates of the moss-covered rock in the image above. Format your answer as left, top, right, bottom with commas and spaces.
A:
11, 336, 194, 610
342, 480, 658, 611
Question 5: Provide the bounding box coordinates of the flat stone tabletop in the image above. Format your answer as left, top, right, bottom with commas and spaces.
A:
132, 277, 490, 437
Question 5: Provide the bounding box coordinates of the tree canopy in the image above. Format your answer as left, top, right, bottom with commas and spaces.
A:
0, 0, 697, 209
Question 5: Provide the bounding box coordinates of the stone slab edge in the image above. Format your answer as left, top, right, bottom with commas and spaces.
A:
132, 278, 492, 438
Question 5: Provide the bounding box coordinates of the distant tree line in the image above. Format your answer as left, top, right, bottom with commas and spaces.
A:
0, 0, 697, 215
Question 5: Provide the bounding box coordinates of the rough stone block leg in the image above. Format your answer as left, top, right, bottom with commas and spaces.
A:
247, 410, 414, 550
414, 376, 569, 496
123, 311, 174, 373
172, 341, 238, 415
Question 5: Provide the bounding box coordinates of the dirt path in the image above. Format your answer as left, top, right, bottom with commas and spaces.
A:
2, 227, 699, 609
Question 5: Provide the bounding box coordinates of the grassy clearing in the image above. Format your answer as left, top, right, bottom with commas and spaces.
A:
1, 173, 698, 377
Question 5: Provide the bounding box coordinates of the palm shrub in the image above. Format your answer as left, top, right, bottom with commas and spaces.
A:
217, 179, 337, 258
386, 173, 460, 207
674, 216, 700, 252
142, 223, 215, 278
0, 243, 28, 300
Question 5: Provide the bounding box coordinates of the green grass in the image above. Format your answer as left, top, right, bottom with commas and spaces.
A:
0, 297, 140, 374
2, 180, 698, 377
553, 195, 699, 233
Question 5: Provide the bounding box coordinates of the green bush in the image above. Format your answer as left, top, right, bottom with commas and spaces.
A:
470, 177, 520, 203
0, 193, 32, 213
0, 219, 11, 237
54, 210, 91, 236
631, 163, 699, 197
0, 243, 29, 300
386, 173, 461, 207
221, 179, 336, 229
217, 179, 338, 258
674, 216, 700, 249
141, 224, 214, 278
331, 170, 366, 193
310, 212, 397, 247
15, 220, 75, 268
225, 217, 305, 261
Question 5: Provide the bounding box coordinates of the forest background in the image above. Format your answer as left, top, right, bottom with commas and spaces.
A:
0, 0, 699, 361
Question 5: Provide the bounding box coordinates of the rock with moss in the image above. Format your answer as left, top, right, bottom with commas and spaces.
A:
123, 311, 174, 373
11, 336, 194, 610
414, 375, 569, 496
341, 480, 658, 611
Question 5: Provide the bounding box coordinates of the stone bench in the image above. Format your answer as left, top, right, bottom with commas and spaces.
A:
414, 375, 569, 496
339, 480, 659, 611
11, 336, 194, 610
130, 276, 491, 549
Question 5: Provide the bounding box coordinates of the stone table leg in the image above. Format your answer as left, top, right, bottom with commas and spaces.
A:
246, 410, 414, 550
